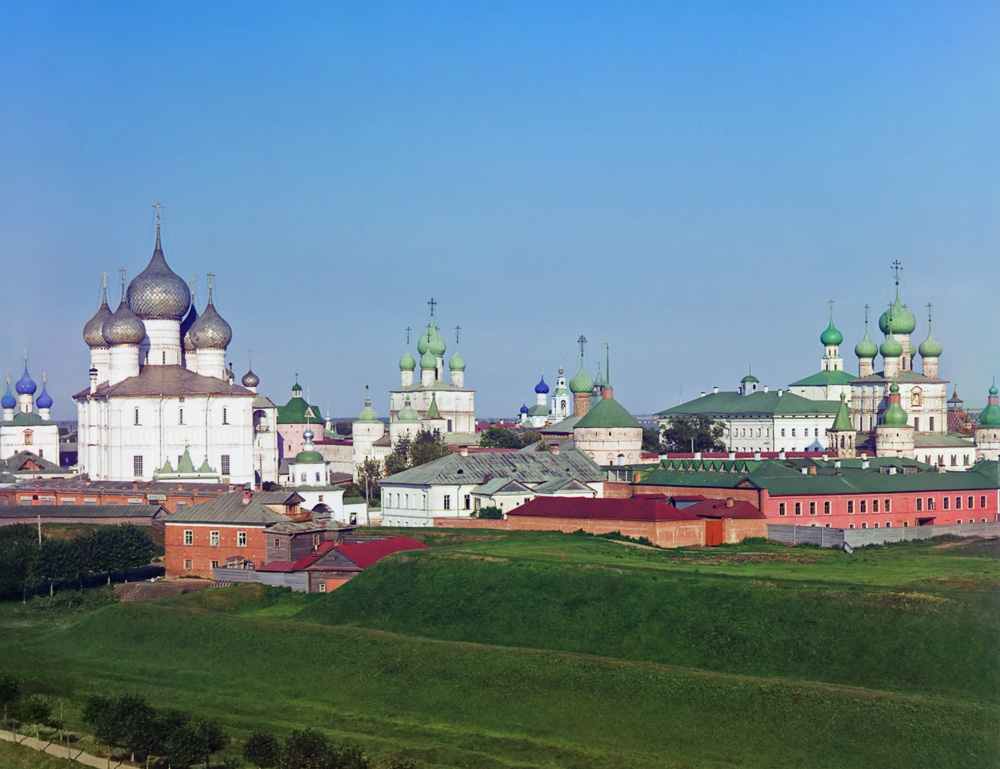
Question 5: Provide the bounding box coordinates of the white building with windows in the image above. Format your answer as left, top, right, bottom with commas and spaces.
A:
74, 220, 276, 486
380, 448, 605, 527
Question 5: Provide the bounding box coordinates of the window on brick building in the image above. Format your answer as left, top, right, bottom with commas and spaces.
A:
873, 499, 879, 513
927, 498, 935, 511
237, 531, 247, 547
860, 500, 867, 513
183, 530, 193, 546
778, 503, 786, 516
809, 502, 816, 516
861, 522, 867, 529
847, 500, 854, 513
981, 496, 987, 508
210, 531, 219, 546
824, 501, 831, 515
943, 497, 950, 510
956, 496, 962, 510
184, 559, 193, 571
916, 498, 923, 511
794, 502, 801, 516
884, 499, 891, 513
211, 560, 219, 569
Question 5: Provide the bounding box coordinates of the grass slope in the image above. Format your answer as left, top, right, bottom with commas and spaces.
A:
298, 535, 1000, 703
1, 532, 997, 768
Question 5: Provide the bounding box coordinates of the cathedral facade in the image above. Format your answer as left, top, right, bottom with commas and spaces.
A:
74, 219, 277, 485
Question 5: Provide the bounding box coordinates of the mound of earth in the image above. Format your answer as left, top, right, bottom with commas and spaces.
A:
115, 581, 212, 602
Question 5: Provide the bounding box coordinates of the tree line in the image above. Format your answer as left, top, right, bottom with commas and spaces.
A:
0, 523, 159, 601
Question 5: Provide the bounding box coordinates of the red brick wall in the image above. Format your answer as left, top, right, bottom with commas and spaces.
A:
164, 523, 268, 578
763, 490, 998, 529
630, 485, 763, 506
722, 518, 767, 542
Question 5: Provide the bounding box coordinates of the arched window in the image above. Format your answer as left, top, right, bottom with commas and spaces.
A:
23, 429, 33, 446
911, 388, 922, 407
134, 408, 140, 425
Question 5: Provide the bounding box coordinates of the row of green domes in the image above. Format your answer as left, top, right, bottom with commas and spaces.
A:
401, 346, 466, 371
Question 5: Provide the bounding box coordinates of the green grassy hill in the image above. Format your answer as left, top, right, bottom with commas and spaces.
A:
1, 532, 997, 769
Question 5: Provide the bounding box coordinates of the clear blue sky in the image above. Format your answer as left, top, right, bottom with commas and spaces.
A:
1, 1, 997, 420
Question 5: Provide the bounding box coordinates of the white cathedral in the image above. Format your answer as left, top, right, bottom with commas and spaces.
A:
75, 219, 278, 486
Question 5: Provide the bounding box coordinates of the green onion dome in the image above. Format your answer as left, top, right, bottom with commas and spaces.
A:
417, 321, 446, 356
918, 326, 942, 359
882, 382, 908, 426
878, 289, 916, 336
449, 348, 466, 371
880, 333, 903, 359
820, 319, 843, 346
398, 396, 420, 422
294, 449, 325, 464
741, 373, 759, 384
978, 385, 1000, 427
855, 327, 878, 359
399, 348, 416, 371
358, 395, 379, 422
420, 350, 437, 370
569, 360, 594, 394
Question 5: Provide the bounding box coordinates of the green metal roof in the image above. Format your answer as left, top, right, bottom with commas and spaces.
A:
382, 448, 603, 486
277, 395, 321, 424
575, 396, 642, 429
294, 450, 325, 464
830, 394, 852, 431
2, 412, 56, 427
912, 433, 975, 448
657, 390, 839, 418
788, 370, 856, 387
427, 394, 441, 419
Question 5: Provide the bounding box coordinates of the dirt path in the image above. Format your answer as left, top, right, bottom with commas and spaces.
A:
0, 728, 138, 769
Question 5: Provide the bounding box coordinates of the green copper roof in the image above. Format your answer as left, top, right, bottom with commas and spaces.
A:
830, 393, 853, 431
855, 326, 878, 359
358, 394, 378, 422
427, 393, 441, 419
918, 323, 942, 358
879, 333, 903, 359
294, 450, 325, 464
398, 396, 420, 422
878, 288, 916, 335
277, 395, 321, 424
575, 396, 642, 430
197, 457, 216, 474
820, 317, 843, 346
178, 449, 196, 474
882, 382, 908, 426
569, 358, 594, 394
417, 321, 446, 356
741, 373, 760, 384
158, 458, 175, 474
399, 348, 416, 371
657, 389, 839, 418
789, 370, 856, 388
449, 348, 466, 371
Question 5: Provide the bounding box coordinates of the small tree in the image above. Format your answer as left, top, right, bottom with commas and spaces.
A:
471, 506, 504, 520
193, 717, 229, 769
0, 674, 19, 721
282, 728, 331, 769
659, 416, 726, 453
243, 730, 281, 768
330, 744, 370, 769
408, 430, 450, 467
383, 435, 411, 477
19, 694, 52, 739
357, 458, 383, 504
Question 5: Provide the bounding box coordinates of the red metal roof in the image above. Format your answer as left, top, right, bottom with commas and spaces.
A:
334, 536, 429, 569
682, 499, 764, 519
508, 497, 699, 521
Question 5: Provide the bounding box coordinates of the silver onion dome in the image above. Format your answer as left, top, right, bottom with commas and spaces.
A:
190, 289, 232, 349
180, 296, 199, 352
241, 369, 259, 388
127, 225, 191, 320
103, 294, 147, 346
84, 283, 113, 348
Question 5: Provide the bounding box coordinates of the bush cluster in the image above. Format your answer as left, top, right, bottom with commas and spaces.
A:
243, 728, 417, 769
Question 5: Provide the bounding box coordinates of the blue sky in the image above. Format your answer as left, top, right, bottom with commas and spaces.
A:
1, 1, 997, 420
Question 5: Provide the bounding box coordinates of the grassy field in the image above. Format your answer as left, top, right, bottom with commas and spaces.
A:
0, 531, 997, 768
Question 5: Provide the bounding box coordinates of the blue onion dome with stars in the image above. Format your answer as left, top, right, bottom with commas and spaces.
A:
189, 287, 232, 350
36, 381, 53, 410
2, 382, 16, 410
127, 223, 191, 320
534, 374, 549, 394
16, 364, 36, 395
83, 283, 113, 348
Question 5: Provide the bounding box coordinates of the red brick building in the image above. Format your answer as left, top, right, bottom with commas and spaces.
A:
1, 478, 236, 514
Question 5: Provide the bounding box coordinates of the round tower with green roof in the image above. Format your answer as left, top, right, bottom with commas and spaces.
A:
351, 386, 386, 479
975, 382, 1000, 462
573, 345, 643, 465
875, 381, 914, 459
